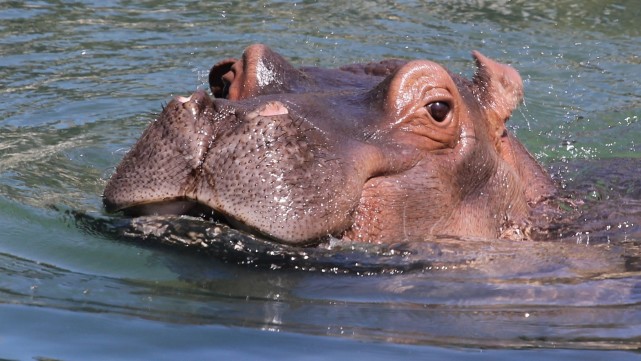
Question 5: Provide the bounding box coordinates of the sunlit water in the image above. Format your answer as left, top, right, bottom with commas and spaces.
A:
1, 1, 640, 360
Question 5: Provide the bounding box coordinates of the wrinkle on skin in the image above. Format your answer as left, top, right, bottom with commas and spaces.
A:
366, 61, 464, 151
384, 61, 459, 125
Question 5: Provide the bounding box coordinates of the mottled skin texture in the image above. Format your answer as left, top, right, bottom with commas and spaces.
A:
103, 44, 555, 245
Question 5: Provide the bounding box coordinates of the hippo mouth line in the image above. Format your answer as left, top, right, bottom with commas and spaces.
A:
120, 199, 285, 241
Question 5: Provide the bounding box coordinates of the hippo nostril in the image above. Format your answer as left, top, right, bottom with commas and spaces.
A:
176, 90, 212, 116
191, 89, 209, 102
176, 95, 192, 104
184, 100, 200, 117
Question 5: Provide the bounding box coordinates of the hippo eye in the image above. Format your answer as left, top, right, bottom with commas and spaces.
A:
427, 101, 451, 123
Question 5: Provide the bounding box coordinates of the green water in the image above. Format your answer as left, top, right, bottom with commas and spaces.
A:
1, 0, 640, 359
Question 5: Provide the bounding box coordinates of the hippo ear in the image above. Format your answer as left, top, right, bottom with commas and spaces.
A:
209, 58, 237, 98
472, 51, 524, 143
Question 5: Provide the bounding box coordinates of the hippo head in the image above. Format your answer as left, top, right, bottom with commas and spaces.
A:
103, 44, 555, 245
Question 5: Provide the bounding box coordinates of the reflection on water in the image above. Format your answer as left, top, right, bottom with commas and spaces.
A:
0, 0, 640, 359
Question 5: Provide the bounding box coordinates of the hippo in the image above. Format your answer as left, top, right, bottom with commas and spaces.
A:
103, 44, 556, 246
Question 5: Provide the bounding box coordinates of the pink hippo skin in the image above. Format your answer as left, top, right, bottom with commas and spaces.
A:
103, 44, 555, 246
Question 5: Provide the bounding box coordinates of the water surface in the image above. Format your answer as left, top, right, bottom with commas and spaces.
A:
1, 1, 640, 359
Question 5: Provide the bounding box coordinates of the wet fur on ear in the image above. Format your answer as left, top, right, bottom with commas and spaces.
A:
471, 52, 555, 203
471, 51, 524, 143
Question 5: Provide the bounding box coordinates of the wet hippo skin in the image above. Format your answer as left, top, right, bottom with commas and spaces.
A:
103, 44, 555, 246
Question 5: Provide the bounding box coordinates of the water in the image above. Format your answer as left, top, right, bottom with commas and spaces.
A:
1, 0, 640, 359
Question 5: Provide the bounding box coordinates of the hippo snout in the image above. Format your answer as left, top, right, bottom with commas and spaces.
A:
103, 89, 217, 213
104, 88, 375, 245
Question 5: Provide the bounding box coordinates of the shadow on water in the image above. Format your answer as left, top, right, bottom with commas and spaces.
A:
71, 209, 638, 275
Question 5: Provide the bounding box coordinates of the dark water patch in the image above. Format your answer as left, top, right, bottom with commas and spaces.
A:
533, 159, 641, 248
70, 210, 433, 275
